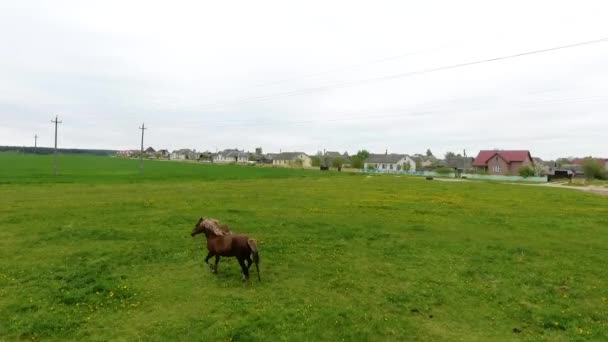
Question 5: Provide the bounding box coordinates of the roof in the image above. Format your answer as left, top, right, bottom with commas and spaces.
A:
445, 157, 474, 169
324, 151, 349, 158
473, 150, 532, 166
172, 149, 194, 154
145, 147, 155, 152
218, 149, 248, 158
561, 164, 585, 173
366, 153, 408, 163
274, 152, 307, 160
572, 158, 608, 166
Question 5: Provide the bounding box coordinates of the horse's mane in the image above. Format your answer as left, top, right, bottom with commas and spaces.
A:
202, 218, 232, 236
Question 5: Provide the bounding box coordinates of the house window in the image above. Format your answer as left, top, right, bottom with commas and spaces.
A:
382, 164, 385, 169
389, 164, 393, 170
492, 165, 502, 173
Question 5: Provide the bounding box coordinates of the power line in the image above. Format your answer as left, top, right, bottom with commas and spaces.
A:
101, 45, 450, 114
250, 46, 444, 88
174, 94, 606, 128
174, 37, 608, 112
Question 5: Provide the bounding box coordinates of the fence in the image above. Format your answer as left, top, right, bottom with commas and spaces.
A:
360, 169, 547, 183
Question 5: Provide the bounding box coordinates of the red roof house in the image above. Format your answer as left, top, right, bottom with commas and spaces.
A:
473, 150, 534, 175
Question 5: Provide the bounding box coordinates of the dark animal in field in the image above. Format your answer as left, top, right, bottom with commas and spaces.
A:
191, 218, 260, 282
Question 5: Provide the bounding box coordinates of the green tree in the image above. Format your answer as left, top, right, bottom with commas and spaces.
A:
444, 151, 456, 159
402, 162, 411, 172
533, 163, 545, 176
311, 156, 321, 167
351, 156, 363, 169
426, 149, 434, 158
332, 157, 345, 171
518, 166, 535, 178
582, 158, 607, 180
556, 157, 571, 168
356, 150, 369, 160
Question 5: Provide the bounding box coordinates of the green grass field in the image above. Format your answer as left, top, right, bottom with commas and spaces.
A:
1, 153, 607, 341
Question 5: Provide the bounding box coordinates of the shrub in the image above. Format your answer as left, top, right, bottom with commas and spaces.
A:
332, 157, 344, 168
582, 158, 607, 180
518, 166, 535, 178
311, 156, 321, 167
435, 167, 453, 175
351, 156, 363, 169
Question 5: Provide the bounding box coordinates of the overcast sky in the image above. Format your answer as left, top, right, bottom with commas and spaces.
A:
1, 0, 607, 159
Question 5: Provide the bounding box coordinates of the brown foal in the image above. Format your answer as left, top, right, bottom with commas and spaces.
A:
191, 218, 260, 282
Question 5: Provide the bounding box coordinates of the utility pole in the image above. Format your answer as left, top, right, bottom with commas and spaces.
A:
51, 116, 62, 175
34, 134, 38, 151
462, 149, 467, 176
139, 123, 147, 175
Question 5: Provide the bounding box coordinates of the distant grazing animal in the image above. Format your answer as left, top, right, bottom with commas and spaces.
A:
191, 218, 260, 281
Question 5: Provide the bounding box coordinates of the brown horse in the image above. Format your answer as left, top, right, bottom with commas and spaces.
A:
191, 218, 260, 281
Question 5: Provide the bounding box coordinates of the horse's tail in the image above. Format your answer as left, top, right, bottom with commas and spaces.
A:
247, 239, 261, 282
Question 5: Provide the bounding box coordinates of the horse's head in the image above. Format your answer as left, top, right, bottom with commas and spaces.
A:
191, 217, 206, 237
191, 217, 229, 237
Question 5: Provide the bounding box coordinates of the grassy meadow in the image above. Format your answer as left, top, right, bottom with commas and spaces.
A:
1, 153, 607, 341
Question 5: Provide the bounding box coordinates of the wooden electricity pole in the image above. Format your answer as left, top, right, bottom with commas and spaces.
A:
139, 123, 147, 175
34, 134, 38, 151
51, 116, 62, 175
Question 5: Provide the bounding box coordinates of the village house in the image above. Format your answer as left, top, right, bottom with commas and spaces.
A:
411, 154, 437, 169
249, 153, 273, 164
572, 157, 608, 170
441, 156, 474, 173
272, 152, 312, 167
473, 150, 534, 176
264, 153, 279, 164
170, 149, 197, 160
364, 153, 416, 172
157, 149, 170, 159
212, 149, 249, 163
116, 150, 138, 157
322, 151, 350, 167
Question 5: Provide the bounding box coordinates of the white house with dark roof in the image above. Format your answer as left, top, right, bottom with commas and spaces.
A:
213, 149, 249, 163
364, 153, 416, 172
272, 152, 312, 167
170, 149, 197, 160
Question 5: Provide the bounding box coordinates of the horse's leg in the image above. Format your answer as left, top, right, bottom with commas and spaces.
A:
237, 257, 249, 281
204, 252, 213, 263
204, 252, 214, 268
213, 255, 220, 273
245, 256, 253, 270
